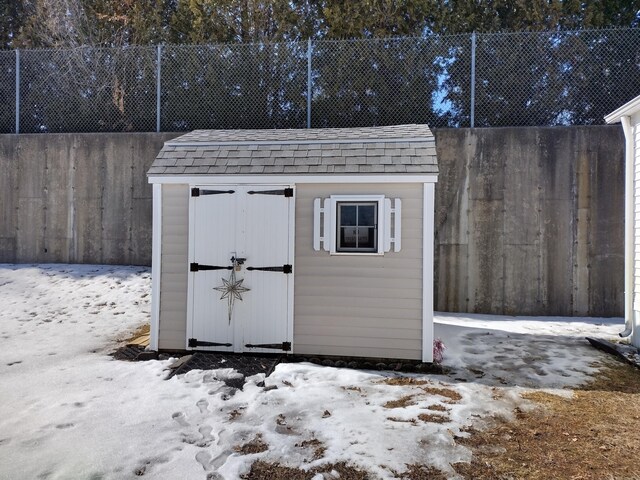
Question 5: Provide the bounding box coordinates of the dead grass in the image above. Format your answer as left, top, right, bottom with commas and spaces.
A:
233, 434, 269, 455
399, 464, 448, 480
453, 361, 640, 479
421, 386, 462, 402
241, 460, 369, 479
295, 438, 326, 460
228, 408, 245, 421
417, 413, 450, 424
387, 416, 418, 424
383, 395, 417, 408
382, 377, 430, 386
244, 459, 449, 479
426, 404, 450, 412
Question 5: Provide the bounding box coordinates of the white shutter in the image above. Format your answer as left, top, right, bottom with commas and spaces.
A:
383, 198, 402, 253
313, 198, 331, 251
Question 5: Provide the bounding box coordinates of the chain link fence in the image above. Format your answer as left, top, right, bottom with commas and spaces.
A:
0, 50, 15, 133
473, 29, 640, 127
1, 28, 639, 133
17, 46, 156, 133
160, 42, 308, 131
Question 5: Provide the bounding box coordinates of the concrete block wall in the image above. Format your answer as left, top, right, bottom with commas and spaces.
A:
0, 126, 625, 316
0, 133, 178, 265
435, 126, 624, 317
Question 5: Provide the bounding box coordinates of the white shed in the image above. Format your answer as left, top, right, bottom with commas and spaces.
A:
606, 96, 640, 349
147, 125, 439, 362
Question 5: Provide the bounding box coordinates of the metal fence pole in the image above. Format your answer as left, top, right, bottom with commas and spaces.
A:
15, 49, 20, 134
307, 38, 312, 129
156, 45, 162, 133
470, 32, 476, 128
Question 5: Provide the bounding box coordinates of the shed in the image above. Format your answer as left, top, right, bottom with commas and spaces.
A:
147, 125, 439, 362
606, 97, 640, 349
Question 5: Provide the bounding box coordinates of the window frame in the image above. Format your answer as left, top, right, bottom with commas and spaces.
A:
329, 194, 385, 255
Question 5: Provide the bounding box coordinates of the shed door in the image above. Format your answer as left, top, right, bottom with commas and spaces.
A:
188, 185, 293, 354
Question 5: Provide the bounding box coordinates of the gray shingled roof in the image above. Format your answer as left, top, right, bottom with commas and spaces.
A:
148, 124, 438, 176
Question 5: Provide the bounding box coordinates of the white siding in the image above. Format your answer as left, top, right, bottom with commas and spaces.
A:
294, 183, 424, 360
634, 113, 640, 347
158, 184, 189, 350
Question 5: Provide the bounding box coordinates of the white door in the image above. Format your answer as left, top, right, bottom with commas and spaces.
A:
187, 185, 293, 354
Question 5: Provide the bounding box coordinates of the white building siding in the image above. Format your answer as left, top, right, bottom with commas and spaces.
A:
293, 183, 424, 360
158, 184, 189, 350
633, 112, 640, 347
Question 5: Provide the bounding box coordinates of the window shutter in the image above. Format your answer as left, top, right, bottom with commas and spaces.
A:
383, 198, 402, 252
313, 198, 331, 251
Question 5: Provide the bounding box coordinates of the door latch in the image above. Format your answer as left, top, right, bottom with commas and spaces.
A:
231, 256, 246, 271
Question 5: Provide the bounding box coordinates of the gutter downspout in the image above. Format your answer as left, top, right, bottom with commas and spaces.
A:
621, 115, 633, 338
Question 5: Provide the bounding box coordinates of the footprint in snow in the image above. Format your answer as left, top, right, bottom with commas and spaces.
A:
197, 425, 215, 447
172, 411, 189, 427
197, 398, 209, 414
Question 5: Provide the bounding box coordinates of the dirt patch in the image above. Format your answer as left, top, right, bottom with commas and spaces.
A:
241, 460, 369, 479
383, 395, 416, 408
233, 434, 269, 455
453, 360, 640, 479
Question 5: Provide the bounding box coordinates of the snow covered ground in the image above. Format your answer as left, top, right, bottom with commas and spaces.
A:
0, 264, 624, 480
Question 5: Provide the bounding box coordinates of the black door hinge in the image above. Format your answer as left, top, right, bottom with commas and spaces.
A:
191, 188, 235, 197
188, 338, 233, 348
246, 264, 292, 274
247, 188, 293, 197
245, 342, 291, 351
190, 262, 233, 272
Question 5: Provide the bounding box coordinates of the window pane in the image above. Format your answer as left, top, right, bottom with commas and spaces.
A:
340, 227, 358, 248
358, 205, 376, 226
336, 200, 378, 253
340, 205, 357, 226
359, 227, 376, 249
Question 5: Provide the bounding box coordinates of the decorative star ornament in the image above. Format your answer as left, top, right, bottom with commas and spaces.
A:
214, 268, 250, 324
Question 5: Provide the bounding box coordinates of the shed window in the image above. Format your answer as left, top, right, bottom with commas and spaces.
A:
336, 202, 378, 252
313, 194, 401, 255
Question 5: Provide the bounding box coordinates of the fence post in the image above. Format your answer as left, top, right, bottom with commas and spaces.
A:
307, 38, 312, 129
470, 32, 476, 128
15, 49, 20, 134
156, 45, 162, 133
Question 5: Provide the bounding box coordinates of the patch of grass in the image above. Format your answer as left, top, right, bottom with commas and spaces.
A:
426, 404, 450, 412
241, 460, 369, 480
341, 386, 363, 392
399, 464, 448, 480
233, 434, 268, 455
228, 408, 245, 420
421, 386, 462, 402
295, 438, 326, 460
382, 377, 430, 386
453, 362, 640, 479
383, 395, 416, 408
387, 416, 418, 425
417, 413, 450, 424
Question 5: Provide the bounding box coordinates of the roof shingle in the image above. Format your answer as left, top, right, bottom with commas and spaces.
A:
148, 124, 438, 176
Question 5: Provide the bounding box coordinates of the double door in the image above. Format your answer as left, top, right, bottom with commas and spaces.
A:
187, 185, 293, 354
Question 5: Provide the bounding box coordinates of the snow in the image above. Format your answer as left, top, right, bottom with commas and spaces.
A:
0, 264, 624, 480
